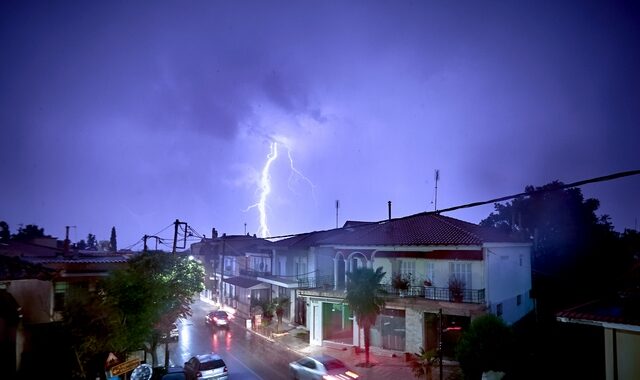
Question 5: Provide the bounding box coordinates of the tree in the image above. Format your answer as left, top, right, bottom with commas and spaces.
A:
480, 181, 620, 309
63, 252, 205, 375
12, 224, 48, 241
123, 252, 205, 366
86, 233, 98, 250
75, 239, 87, 250
455, 314, 514, 380
344, 266, 386, 367
0, 221, 9, 243
109, 226, 118, 252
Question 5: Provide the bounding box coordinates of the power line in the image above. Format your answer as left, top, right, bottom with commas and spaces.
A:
432, 169, 640, 215
264, 169, 640, 240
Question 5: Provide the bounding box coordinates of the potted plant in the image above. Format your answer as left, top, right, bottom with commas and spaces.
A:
448, 276, 465, 302
392, 273, 412, 296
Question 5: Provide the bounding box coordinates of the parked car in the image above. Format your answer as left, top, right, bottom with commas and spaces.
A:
289, 354, 359, 380
205, 310, 230, 328
184, 353, 228, 380
151, 366, 188, 380
161, 323, 179, 342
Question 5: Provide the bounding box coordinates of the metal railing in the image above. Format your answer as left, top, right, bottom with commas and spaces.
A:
297, 274, 335, 289
240, 268, 272, 277
297, 276, 485, 304
378, 284, 485, 304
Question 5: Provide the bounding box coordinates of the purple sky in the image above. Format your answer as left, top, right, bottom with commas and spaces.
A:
1, 1, 639, 249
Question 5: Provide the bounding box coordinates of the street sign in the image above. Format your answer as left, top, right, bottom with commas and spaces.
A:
110, 358, 141, 376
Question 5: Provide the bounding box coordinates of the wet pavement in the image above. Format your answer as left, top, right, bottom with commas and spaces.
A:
200, 297, 461, 380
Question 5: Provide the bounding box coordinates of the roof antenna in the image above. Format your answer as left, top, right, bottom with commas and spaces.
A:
388, 201, 392, 220
434, 169, 440, 211
335, 200, 340, 228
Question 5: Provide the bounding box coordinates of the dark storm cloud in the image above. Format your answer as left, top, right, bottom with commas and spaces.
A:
1, 1, 639, 245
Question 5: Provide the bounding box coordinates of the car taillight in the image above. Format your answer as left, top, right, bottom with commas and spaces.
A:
224, 366, 228, 372
345, 370, 359, 378
196, 371, 202, 378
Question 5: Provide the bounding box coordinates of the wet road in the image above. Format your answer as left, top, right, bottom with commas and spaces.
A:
166, 300, 301, 380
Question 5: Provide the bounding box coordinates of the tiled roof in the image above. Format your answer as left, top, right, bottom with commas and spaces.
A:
0, 255, 57, 280
273, 213, 528, 248
24, 256, 131, 264
223, 276, 264, 288
556, 293, 640, 328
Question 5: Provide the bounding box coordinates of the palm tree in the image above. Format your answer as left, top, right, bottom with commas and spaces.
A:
274, 296, 291, 332
344, 266, 386, 367
410, 347, 438, 379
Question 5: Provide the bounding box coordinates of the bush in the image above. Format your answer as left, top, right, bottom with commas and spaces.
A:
455, 314, 514, 379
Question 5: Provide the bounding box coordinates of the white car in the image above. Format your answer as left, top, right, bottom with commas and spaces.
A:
289, 355, 359, 380
161, 323, 179, 342
184, 353, 228, 380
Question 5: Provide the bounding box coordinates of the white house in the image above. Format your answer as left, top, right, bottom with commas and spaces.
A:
271, 213, 533, 355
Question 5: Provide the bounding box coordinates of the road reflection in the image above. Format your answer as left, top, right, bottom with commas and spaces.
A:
210, 328, 232, 351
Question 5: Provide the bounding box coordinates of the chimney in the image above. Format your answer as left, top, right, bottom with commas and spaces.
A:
211, 228, 218, 238
388, 201, 392, 220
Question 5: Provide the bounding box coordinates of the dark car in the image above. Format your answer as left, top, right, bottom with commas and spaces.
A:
151, 366, 188, 380
205, 310, 230, 328
184, 353, 228, 380
289, 354, 359, 380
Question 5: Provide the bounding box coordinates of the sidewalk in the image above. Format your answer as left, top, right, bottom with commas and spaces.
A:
201, 297, 460, 380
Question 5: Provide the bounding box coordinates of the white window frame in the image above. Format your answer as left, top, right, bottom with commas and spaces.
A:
400, 260, 416, 284
425, 262, 435, 284
449, 261, 471, 289
295, 256, 307, 277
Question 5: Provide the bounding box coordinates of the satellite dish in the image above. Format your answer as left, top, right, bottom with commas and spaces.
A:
131, 364, 153, 380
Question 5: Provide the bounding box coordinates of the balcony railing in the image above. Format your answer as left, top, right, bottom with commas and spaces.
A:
378, 284, 485, 304
240, 268, 272, 277
297, 274, 335, 289
297, 277, 485, 304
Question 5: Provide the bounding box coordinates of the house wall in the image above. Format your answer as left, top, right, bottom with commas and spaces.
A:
605, 328, 640, 380
314, 247, 333, 276
7, 279, 53, 324
484, 244, 533, 324
405, 308, 424, 353
375, 256, 485, 289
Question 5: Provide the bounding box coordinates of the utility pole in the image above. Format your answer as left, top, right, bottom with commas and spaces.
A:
172, 219, 180, 254
439, 308, 443, 380
143, 234, 148, 252
220, 235, 226, 305
171, 219, 187, 254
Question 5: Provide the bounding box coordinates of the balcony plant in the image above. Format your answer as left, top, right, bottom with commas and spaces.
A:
392, 273, 412, 296
448, 276, 465, 302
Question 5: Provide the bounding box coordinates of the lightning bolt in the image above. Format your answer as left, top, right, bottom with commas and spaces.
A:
247, 137, 315, 238
254, 141, 278, 238
287, 148, 317, 201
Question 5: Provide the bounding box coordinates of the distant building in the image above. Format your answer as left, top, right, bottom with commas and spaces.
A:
194, 212, 533, 357
0, 238, 131, 375
557, 263, 640, 380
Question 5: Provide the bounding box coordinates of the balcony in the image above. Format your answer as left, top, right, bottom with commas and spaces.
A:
240, 268, 272, 277
298, 277, 485, 304
379, 284, 485, 304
